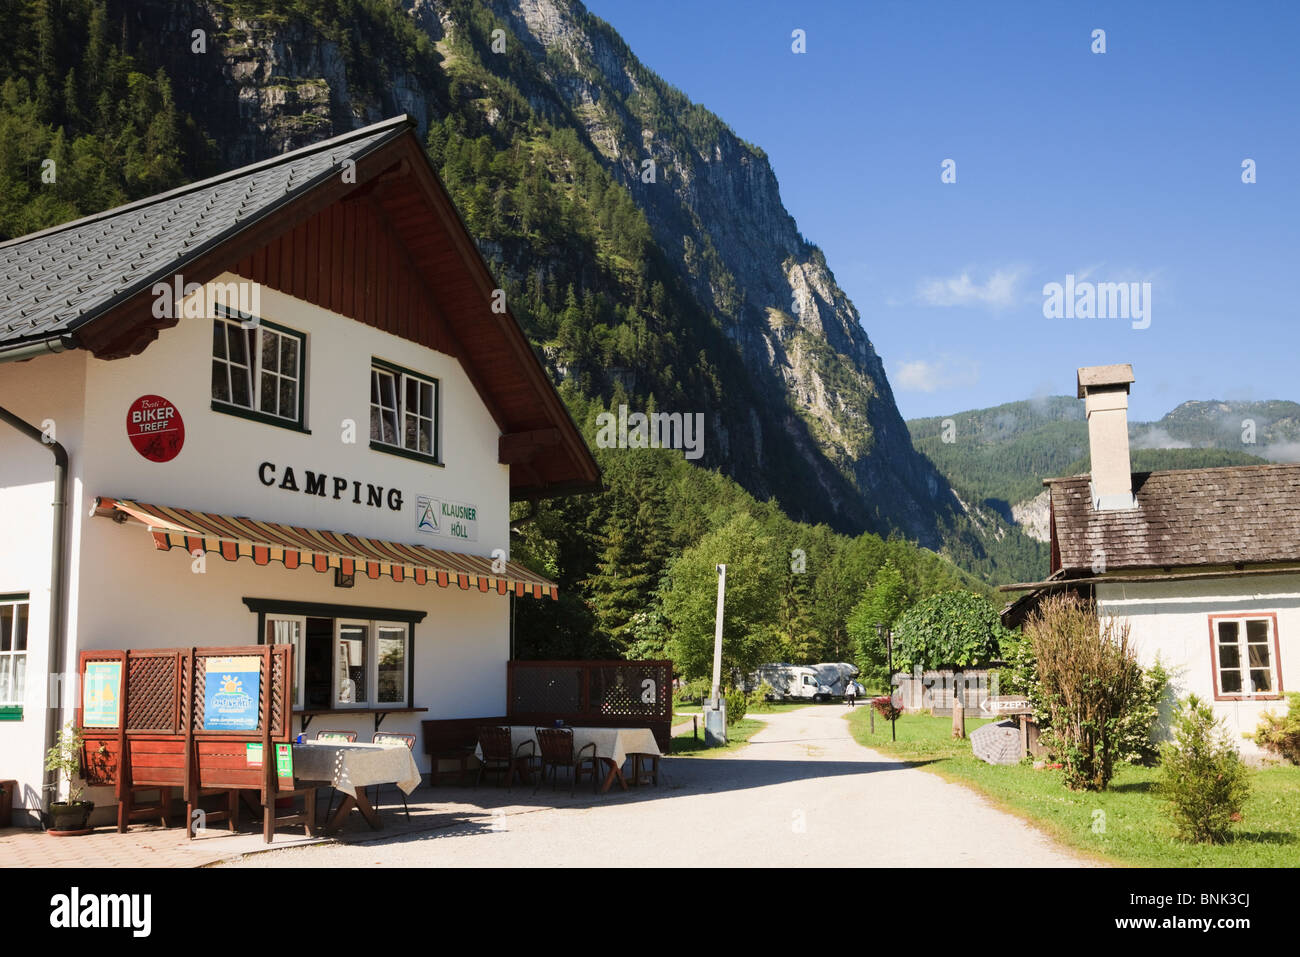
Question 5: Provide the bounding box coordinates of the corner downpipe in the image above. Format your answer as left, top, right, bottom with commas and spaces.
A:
0, 405, 69, 819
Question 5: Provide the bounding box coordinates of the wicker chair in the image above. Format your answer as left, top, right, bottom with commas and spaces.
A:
476, 726, 535, 790
368, 732, 417, 821
534, 727, 599, 794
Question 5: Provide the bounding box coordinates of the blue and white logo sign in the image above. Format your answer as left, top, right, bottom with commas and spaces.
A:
203, 655, 261, 731
414, 496, 478, 542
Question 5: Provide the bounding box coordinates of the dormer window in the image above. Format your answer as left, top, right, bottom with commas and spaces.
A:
370, 359, 439, 464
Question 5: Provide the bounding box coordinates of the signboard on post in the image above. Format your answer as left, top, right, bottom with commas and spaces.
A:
83, 661, 123, 728
203, 656, 261, 731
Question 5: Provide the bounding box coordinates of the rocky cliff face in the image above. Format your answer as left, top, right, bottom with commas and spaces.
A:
114, 0, 968, 550
478, 0, 954, 539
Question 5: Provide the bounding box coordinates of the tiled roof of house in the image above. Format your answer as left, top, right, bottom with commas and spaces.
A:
0, 116, 408, 352
1048, 463, 1300, 572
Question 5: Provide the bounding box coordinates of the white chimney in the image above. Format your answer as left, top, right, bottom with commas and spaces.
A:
1077, 363, 1137, 511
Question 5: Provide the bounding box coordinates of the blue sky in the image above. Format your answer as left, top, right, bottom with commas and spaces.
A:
580, 0, 1299, 422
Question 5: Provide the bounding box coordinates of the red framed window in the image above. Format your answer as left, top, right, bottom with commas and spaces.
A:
1208, 613, 1284, 701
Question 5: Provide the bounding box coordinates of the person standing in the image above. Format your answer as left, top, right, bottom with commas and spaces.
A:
844, 679, 858, 708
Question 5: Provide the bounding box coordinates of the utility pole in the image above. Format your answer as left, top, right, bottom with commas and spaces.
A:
704, 563, 727, 745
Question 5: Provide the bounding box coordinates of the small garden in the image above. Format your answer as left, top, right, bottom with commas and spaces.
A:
847, 592, 1300, 867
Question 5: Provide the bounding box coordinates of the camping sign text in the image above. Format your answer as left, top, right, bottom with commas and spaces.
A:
258, 461, 404, 512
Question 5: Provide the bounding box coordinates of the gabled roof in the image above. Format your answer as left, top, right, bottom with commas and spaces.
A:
1047, 463, 1300, 572
0, 117, 600, 500
0, 117, 406, 352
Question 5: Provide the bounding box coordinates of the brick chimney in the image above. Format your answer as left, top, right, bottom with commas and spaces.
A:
1077, 364, 1137, 511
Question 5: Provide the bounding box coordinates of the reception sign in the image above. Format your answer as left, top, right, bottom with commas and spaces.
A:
83, 661, 123, 728
203, 656, 261, 731
414, 495, 478, 542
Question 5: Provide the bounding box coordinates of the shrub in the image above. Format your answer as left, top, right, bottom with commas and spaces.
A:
1160, 695, 1251, 843
674, 677, 711, 706
1027, 595, 1138, 791
870, 695, 902, 720
1115, 658, 1170, 766
1253, 692, 1300, 764
1001, 630, 1169, 767
747, 681, 776, 713
891, 591, 1010, 673
724, 686, 748, 726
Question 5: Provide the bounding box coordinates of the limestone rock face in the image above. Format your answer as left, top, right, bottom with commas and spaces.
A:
116, 0, 977, 549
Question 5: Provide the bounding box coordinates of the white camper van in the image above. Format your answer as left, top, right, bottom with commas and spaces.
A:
749, 663, 833, 702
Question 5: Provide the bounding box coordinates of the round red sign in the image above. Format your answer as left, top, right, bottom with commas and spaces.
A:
126, 395, 185, 463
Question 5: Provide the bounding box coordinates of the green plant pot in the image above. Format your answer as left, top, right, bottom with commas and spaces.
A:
47, 801, 93, 835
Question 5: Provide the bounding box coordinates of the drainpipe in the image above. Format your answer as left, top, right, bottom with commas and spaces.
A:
0, 405, 69, 817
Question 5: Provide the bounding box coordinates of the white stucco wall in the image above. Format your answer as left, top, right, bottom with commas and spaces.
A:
1096, 574, 1300, 754
0, 350, 88, 822
1, 275, 523, 821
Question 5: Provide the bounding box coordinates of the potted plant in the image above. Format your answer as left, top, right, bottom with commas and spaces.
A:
44, 724, 94, 835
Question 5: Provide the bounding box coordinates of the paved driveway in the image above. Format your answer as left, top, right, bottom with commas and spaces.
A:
222, 706, 1093, 868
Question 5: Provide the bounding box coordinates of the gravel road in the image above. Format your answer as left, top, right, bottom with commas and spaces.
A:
220, 706, 1094, 867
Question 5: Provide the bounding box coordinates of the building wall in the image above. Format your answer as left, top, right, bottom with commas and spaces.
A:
0, 350, 88, 823
0, 275, 523, 822
1096, 574, 1300, 753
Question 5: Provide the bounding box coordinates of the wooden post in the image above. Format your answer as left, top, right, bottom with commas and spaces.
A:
114, 651, 129, 833
951, 692, 966, 739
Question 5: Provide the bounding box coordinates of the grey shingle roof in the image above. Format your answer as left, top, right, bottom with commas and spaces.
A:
0, 116, 409, 352
1048, 463, 1300, 572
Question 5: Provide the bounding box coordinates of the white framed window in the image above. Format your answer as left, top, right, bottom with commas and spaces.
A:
1211, 614, 1283, 700
374, 622, 410, 708
0, 596, 28, 708
211, 310, 306, 429
266, 615, 306, 710
334, 620, 370, 707
370, 359, 438, 461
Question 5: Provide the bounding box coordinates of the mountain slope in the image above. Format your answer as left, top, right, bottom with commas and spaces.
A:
0, 0, 1048, 582
908, 396, 1293, 542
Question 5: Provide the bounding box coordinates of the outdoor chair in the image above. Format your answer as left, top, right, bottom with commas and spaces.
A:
534, 726, 599, 795
315, 730, 358, 742
628, 752, 660, 787
368, 732, 417, 821
476, 726, 535, 790
315, 729, 358, 822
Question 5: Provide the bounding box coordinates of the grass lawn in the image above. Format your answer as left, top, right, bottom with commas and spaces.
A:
848, 709, 1300, 867
670, 717, 766, 755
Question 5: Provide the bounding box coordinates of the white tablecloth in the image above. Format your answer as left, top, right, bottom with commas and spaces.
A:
475, 726, 661, 767
291, 741, 421, 797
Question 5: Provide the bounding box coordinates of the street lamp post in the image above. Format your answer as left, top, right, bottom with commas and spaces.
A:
876, 622, 895, 741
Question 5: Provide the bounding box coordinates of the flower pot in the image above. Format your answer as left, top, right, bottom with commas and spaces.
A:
47, 800, 94, 836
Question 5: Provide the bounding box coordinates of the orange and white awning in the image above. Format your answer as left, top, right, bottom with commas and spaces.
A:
92, 496, 557, 599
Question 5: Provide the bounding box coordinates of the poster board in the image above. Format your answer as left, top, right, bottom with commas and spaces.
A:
82, 660, 123, 728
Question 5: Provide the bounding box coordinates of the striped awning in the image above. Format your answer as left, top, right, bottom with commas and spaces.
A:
92, 496, 557, 599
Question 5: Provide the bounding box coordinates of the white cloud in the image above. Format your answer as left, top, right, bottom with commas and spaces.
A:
1131, 427, 1191, 450
917, 268, 1025, 308
894, 355, 981, 393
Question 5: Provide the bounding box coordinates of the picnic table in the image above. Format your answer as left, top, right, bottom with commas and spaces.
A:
291, 740, 421, 831
475, 726, 661, 792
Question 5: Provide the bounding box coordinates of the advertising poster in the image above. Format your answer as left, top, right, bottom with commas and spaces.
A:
82, 661, 123, 728
203, 656, 261, 731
